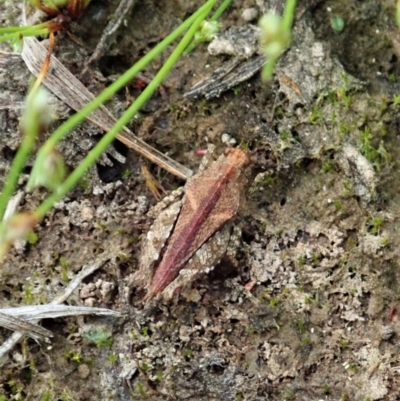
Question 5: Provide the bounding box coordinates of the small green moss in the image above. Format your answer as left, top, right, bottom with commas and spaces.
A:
359, 127, 387, 170
309, 105, 323, 124
296, 320, 307, 334
274, 107, 286, 118
285, 389, 296, 400
233, 87, 241, 96
127, 236, 137, 244
392, 94, 400, 105
347, 364, 359, 374
23, 286, 34, 304
141, 326, 149, 336
155, 371, 164, 380
304, 294, 316, 304
96, 221, 107, 230
330, 16, 345, 32
248, 327, 257, 335
338, 122, 352, 135
59, 388, 75, 401
182, 349, 193, 358
121, 169, 133, 179
346, 236, 356, 251
42, 391, 52, 401
269, 297, 278, 308
279, 130, 290, 140
60, 257, 69, 282
140, 363, 150, 372
27, 231, 38, 244
327, 90, 338, 105
85, 358, 94, 366
84, 329, 113, 347
334, 199, 342, 211
108, 353, 117, 364
297, 255, 304, 268
380, 237, 389, 246
323, 384, 330, 394
337, 87, 352, 107
368, 216, 384, 235
331, 109, 337, 124
322, 161, 333, 173
339, 337, 348, 349
64, 350, 82, 363
79, 178, 89, 190
137, 382, 147, 397
262, 175, 276, 185
380, 99, 388, 113
342, 181, 352, 197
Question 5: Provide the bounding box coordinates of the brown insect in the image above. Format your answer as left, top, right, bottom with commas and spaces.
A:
138, 147, 251, 302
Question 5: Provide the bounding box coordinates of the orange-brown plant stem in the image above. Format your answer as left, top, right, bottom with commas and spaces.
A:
29, 31, 56, 97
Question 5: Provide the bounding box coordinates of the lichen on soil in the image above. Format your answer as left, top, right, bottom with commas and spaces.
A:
2, 0, 400, 400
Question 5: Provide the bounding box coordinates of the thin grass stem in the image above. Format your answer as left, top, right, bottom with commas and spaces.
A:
34, 1, 217, 218
0, 93, 44, 220
210, 0, 232, 21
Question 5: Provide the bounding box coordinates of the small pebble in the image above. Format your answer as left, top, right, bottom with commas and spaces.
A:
80, 283, 96, 299
381, 324, 394, 340
242, 8, 258, 22
81, 206, 94, 221
84, 297, 96, 307
221, 133, 237, 146
12, 352, 24, 364
78, 364, 90, 379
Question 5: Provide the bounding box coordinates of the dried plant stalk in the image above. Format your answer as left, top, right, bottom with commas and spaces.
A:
21, 37, 192, 180
0, 311, 52, 341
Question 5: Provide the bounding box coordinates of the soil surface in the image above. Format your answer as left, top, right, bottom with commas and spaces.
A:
1, 0, 400, 400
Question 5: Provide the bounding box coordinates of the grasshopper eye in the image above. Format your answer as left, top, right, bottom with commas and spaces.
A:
223, 147, 232, 156
242, 154, 251, 167
223, 148, 251, 167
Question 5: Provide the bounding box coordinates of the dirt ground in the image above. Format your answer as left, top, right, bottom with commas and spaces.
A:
2, 0, 400, 400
